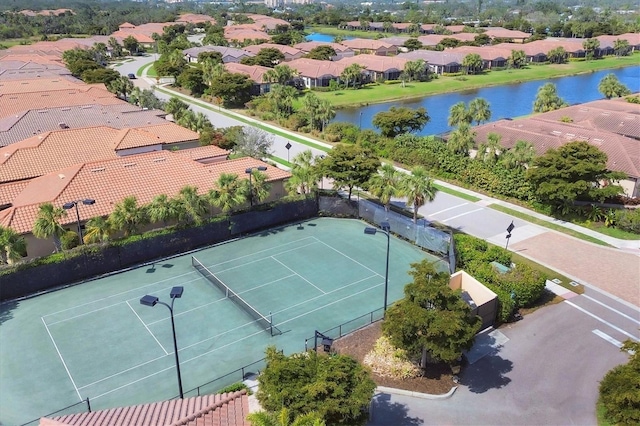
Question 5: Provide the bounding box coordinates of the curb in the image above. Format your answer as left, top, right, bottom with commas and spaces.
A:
375, 385, 457, 400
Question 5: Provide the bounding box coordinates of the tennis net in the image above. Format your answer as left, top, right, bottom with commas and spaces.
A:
192, 256, 280, 336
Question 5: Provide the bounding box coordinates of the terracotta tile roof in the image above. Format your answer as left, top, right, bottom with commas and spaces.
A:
451, 45, 510, 61
243, 43, 303, 57
175, 145, 229, 162
473, 118, 640, 178
224, 62, 271, 84
0, 77, 88, 94
2, 153, 289, 234
0, 52, 64, 66
416, 33, 476, 46
224, 29, 271, 43
597, 33, 640, 47
293, 41, 352, 53
245, 14, 289, 31
0, 86, 121, 117
482, 27, 530, 40
337, 54, 408, 73
0, 180, 29, 205
492, 42, 547, 57
522, 38, 586, 54
0, 123, 201, 183
378, 37, 411, 47
445, 25, 466, 33
287, 58, 347, 79
0, 104, 168, 146
398, 49, 465, 65
340, 38, 393, 50
176, 13, 217, 24
392, 23, 412, 30
41, 391, 250, 426
183, 46, 254, 63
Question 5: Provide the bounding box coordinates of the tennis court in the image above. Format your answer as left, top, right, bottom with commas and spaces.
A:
0, 218, 448, 425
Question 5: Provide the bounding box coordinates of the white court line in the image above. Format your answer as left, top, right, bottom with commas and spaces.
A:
592, 329, 623, 349
210, 241, 319, 274
582, 294, 640, 325
126, 301, 168, 355
89, 274, 384, 401
271, 257, 325, 294
430, 203, 468, 216
313, 238, 382, 277
201, 236, 316, 268
566, 301, 639, 341
441, 208, 484, 223
42, 317, 83, 401
46, 277, 203, 326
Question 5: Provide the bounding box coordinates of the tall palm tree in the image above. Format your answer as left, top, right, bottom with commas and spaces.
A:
32, 202, 67, 252
368, 164, 401, 212
285, 150, 320, 195
468, 97, 491, 125
146, 194, 179, 226
477, 132, 502, 164
209, 173, 247, 213
302, 92, 321, 130
109, 196, 146, 237
447, 123, 476, 156
447, 102, 471, 127
263, 64, 298, 85
399, 166, 439, 223
83, 216, 113, 244
0, 226, 26, 265
174, 186, 208, 226
316, 99, 336, 132
500, 140, 536, 170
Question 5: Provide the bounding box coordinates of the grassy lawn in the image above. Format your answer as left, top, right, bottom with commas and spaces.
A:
489, 204, 612, 246
433, 183, 481, 202
309, 25, 380, 40
136, 62, 156, 77
573, 219, 639, 240
313, 54, 640, 108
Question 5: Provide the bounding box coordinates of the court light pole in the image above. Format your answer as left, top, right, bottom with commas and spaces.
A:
364, 221, 391, 314
140, 286, 184, 399
62, 199, 95, 244
245, 166, 267, 208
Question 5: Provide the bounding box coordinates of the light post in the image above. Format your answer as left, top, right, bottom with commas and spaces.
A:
285, 142, 292, 163
140, 286, 184, 399
364, 221, 391, 314
505, 221, 515, 250
245, 166, 267, 208
62, 199, 95, 244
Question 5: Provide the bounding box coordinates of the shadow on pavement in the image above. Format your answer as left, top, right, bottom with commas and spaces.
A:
367, 393, 424, 426
460, 350, 513, 393
0, 300, 17, 326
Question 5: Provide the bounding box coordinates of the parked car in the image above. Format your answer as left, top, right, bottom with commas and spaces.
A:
127, 73, 136, 79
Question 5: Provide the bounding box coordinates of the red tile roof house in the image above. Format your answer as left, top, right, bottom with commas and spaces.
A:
339, 39, 398, 56
0, 152, 290, 259
293, 42, 355, 61
522, 38, 588, 59
597, 33, 640, 52
337, 54, 409, 82
111, 22, 173, 48
40, 390, 251, 426
397, 50, 465, 74
224, 27, 271, 46
286, 58, 347, 88
244, 14, 290, 32
492, 42, 548, 63
450, 45, 511, 69
243, 43, 305, 62
224, 62, 272, 95
472, 118, 640, 197
176, 13, 217, 25
482, 27, 531, 43
182, 46, 254, 64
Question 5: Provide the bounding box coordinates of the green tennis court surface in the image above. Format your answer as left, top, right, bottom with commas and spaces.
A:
0, 218, 448, 425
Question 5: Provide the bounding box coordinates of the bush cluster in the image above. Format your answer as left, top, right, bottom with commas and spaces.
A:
614, 208, 640, 233
454, 234, 547, 321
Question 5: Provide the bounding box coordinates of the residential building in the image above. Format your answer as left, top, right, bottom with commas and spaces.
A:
224, 62, 272, 94
286, 58, 347, 88
183, 46, 254, 63
293, 41, 355, 61
243, 43, 304, 62
340, 38, 397, 56
397, 50, 464, 74
337, 54, 409, 81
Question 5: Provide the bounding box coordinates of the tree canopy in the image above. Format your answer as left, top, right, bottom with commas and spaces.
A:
598, 73, 631, 99
256, 346, 375, 425
599, 340, 640, 425
372, 106, 429, 137
533, 83, 568, 113
320, 144, 380, 200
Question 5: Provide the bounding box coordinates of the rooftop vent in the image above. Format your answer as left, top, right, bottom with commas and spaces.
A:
153, 158, 166, 163
59, 122, 68, 129
58, 174, 65, 179
91, 167, 105, 172
123, 163, 136, 168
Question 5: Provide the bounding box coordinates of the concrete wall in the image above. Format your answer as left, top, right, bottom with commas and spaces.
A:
449, 270, 498, 330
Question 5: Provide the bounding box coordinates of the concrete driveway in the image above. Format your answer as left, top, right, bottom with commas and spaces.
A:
368, 292, 636, 426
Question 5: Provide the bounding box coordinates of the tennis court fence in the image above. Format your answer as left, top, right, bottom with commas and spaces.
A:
191, 256, 282, 336
304, 307, 384, 351
19, 398, 91, 426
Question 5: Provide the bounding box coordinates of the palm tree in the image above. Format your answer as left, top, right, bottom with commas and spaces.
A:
368, 164, 401, 212
0, 226, 26, 264
32, 202, 67, 252
247, 408, 325, 426
146, 194, 179, 226
447, 123, 476, 156
109, 196, 146, 237
468, 98, 491, 125
302, 92, 321, 131
500, 140, 536, 170
598, 74, 631, 99
83, 216, 113, 244
448, 102, 471, 127
247, 170, 271, 205
286, 150, 320, 195
477, 132, 502, 164
533, 83, 568, 113
263, 64, 297, 85
268, 84, 297, 118
316, 99, 336, 132
399, 166, 439, 223
107, 76, 135, 101
209, 173, 247, 213
340, 63, 366, 89
174, 186, 208, 226
164, 97, 189, 120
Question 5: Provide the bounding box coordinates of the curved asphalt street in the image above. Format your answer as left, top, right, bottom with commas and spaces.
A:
113, 56, 640, 425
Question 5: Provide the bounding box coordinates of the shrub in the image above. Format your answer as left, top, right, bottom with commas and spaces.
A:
218, 382, 251, 395
363, 336, 421, 380
383, 80, 402, 85
498, 263, 547, 307
599, 341, 640, 425
615, 208, 640, 233
61, 230, 80, 250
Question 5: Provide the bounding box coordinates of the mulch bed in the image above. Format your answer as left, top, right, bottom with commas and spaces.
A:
331, 321, 455, 395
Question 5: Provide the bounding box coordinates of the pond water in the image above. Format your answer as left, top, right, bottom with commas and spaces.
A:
306, 32, 355, 42
333, 65, 640, 136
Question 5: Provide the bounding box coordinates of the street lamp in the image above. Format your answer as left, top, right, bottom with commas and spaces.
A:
364, 221, 391, 314
62, 199, 95, 244
140, 286, 184, 399
245, 166, 267, 208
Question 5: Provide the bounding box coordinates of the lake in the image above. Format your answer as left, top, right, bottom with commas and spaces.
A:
306, 32, 354, 42
333, 65, 640, 136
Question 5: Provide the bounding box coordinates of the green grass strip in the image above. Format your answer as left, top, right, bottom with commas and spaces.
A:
489, 204, 611, 247
268, 155, 291, 168
136, 62, 153, 77
155, 86, 330, 153
433, 183, 481, 202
